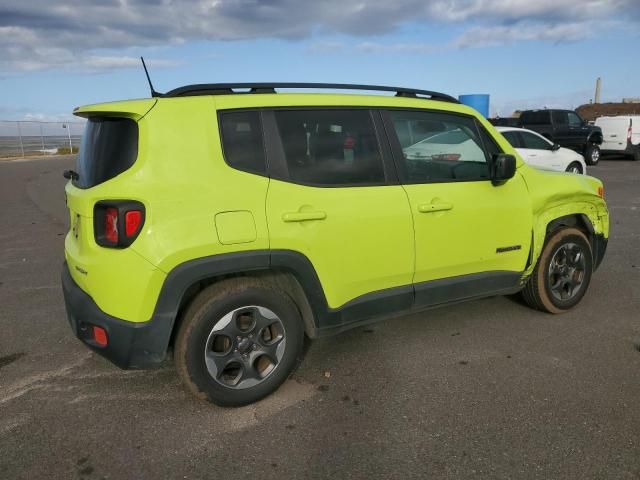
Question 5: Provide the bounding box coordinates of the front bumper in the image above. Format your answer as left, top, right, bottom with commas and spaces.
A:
593, 234, 608, 271
61, 262, 169, 369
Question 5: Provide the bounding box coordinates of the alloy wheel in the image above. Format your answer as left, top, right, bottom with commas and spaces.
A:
547, 243, 587, 302
204, 306, 286, 389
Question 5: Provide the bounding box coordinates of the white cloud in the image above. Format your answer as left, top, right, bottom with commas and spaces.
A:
454, 21, 595, 48
0, 0, 638, 71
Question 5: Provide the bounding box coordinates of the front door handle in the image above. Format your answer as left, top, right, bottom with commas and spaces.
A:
418, 202, 453, 213
282, 211, 327, 222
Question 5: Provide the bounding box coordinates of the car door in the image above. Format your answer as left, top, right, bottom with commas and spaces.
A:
382, 109, 532, 306
518, 130, 561, 171
567, 111, 590, 149
264, 108, 415, 313
551, 111, 571, 146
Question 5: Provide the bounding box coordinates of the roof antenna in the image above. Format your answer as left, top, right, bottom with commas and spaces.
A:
140, 56, 160, 98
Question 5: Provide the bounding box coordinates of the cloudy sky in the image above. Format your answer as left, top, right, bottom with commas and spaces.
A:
1, 0, 638, 121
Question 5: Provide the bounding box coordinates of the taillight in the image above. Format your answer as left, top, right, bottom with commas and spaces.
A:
628, 125, 633, 142
104, 208, 119, 244
125, 210, 143, 237
94, 201, 145, 248
597, 186, 604, 198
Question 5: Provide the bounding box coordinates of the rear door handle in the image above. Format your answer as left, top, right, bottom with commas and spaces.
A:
282, 211, 327, 222
418, 202, 453, 213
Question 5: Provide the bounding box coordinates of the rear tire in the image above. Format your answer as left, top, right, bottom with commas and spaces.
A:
175, 278, 305, 407
633, 149, 640, 161
565, 162, 583, 174
522, 228, 593, 314
584, 144, 600, 166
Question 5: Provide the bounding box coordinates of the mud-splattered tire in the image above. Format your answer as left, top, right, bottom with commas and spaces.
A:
175, 278, 305, 407
522, 228, 593, 313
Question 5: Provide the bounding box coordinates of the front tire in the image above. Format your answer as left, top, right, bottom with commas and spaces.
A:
522, 228, 593, 313
565, 162, 583, 174
584, 144, 600, 166
175, 278, 305, 407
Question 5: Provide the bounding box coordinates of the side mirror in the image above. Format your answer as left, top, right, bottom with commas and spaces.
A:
551, 143, 561, 151
491, 154, 516, 186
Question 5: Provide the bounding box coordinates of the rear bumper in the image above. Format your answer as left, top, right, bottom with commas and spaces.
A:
61, 262, 169, 369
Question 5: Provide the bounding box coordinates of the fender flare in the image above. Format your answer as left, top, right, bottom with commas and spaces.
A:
143, 250, 332, 364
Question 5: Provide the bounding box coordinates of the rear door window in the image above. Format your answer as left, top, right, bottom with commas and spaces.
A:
75, 117, 138, 189
273, 109, 385, 186
501, 130, 523, 148
552, 111, 569, 126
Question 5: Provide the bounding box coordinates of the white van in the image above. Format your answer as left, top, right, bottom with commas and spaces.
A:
595, 115, 640, 161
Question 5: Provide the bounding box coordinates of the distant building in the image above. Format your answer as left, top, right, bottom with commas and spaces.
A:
576, 102, 640, 121
622, 98, 640, 104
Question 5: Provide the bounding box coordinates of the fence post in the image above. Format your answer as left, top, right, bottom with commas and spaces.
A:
40, 123, 45, 156
63, 123, 72, 153
16, 121, 24, 158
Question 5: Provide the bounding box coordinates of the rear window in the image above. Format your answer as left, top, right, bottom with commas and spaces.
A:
75, 117, 138, 189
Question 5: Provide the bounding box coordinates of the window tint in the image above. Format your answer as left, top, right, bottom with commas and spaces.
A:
220, 111, 266, 175
520, 131, 552, 150
75, 117, 138, 189
521, 111, 549, 125
388, 110, 491, 183
501, 131, 522, 148
274, 109, 384, 186
552, 111, 568, 125
568, 112, 583, 127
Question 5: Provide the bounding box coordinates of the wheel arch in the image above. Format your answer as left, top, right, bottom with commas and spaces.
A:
154, 250, 329, 358
546, 213, 594, 238
525, 207, 602, 279
588, 131, 603, 145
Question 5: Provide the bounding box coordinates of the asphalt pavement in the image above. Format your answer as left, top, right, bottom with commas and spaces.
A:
1, 155, 639, 479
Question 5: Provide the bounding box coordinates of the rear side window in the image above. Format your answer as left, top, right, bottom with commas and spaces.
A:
219, 111, 266, 175
521, 111, 550, 125
75, 117, 138, 189
273, 109, 385, 186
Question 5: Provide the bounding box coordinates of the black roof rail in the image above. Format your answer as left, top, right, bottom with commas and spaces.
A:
159, 82, 459, 103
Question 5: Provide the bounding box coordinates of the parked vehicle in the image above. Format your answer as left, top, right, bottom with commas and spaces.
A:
62, 83, 609, 406
595, 115, 640, 161
497, 127, 587, 174
489, 117, 520, 127
518, 109, 603, 166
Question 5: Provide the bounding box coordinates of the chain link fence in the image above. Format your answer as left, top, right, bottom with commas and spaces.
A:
0, 120, 85, 159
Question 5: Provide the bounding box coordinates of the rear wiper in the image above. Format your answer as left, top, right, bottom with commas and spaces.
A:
63, 170, 79, 181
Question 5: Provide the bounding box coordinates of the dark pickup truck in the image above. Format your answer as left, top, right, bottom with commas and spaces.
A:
518, 109, 603, 165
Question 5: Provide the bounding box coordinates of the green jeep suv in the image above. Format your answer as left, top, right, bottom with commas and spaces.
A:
62, 83, 609, 406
